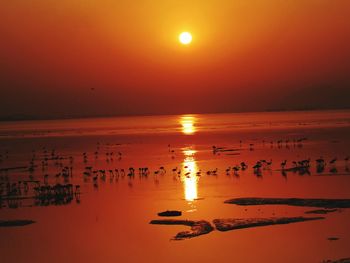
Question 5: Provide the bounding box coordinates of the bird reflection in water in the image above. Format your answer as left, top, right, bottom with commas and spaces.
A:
182, 148, 199, 211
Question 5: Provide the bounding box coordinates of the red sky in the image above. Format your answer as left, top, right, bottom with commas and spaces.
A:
0, 0, 349, 119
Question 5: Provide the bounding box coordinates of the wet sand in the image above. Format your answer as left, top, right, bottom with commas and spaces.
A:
1, 110, 350, 262
150, 219, 214, 240
213, 216, 324, 231
224, 198, 350, 208
0, 220, 35, 227
150, 216, 323, 240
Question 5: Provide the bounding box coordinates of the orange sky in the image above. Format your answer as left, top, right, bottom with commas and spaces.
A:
0, 0, 349, 119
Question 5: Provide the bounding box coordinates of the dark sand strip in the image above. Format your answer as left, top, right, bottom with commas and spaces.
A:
0, 166, 29, 172
327, 237, 339, 241
150, 219, 213, 240
305, 209, 339, 214
323, 258, 350, 263
0, 220, 35, 227
157, 210, 182, 217
213, 217, 324, 231
225, 198, 350, 208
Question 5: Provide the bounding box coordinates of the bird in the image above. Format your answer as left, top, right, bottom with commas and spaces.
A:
281, 160, 287, 169
232, 166, 240, 175
159, 166, 166, 174
253, 162, 262, 170
240, 162, 248, 170
316, 157, 325, 165
74, 184, 80, 191
329, 158, 337, 165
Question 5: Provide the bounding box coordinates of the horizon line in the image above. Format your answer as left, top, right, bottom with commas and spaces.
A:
1, 107, 350, 123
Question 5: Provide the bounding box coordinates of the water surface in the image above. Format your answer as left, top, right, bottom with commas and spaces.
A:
1, 110, 350, 263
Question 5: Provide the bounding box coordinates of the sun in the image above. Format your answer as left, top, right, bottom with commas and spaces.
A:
179, 32, 192, 45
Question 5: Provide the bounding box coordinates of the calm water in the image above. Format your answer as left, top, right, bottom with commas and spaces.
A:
1, 110, 350, 263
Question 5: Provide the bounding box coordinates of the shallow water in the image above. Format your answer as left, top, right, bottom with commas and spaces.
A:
1, 110, 350, 263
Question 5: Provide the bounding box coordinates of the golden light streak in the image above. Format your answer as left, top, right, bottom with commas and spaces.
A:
182, 148, 198, 202
180, 115, 197, 135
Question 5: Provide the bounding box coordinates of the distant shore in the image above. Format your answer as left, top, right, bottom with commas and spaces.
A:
0, 107, 349, 123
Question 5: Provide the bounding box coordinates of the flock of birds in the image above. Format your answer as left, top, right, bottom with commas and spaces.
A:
0, 138, 349, 209
212, 138, 307, 155
0, 148, 81, 208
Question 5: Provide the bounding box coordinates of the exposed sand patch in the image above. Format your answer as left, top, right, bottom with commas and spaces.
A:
157, 210, 182, 217
0, 220, 36, 227
150, 217, 323, 240
213, 217, 324, 231
322, 258, 350, 263
150, 219, 213, 240
225, 198, 350, 208
305, 209, 339, 214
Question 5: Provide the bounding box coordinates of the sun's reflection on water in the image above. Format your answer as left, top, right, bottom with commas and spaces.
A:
182, 149, 199, 204
180, 115, 197, 135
